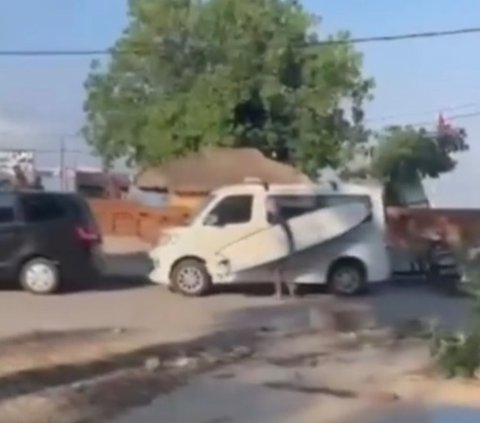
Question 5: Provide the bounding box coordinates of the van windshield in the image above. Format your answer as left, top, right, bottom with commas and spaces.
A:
187, 194, 216, 225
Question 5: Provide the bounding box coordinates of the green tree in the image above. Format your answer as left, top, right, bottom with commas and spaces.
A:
371, 125, 468, 182
367, 124, 468, 204
84, 0, 373, 176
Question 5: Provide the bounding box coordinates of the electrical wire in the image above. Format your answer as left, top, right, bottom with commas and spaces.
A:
366, 103, 480, 123
389, 110, 480, 128
317, 26, 480, 46
0, 26, 479, 56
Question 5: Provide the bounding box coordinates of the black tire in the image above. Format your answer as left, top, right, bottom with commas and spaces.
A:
171, 258, 212, 297
19, 258, 60, 295
328, 260, 366, 296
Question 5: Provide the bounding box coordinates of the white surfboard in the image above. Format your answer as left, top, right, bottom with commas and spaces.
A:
215, 203, 370, 274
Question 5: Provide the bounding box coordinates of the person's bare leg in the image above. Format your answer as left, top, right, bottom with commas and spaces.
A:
287, 281, 297, 298
273, 266, 283, 299
280, 260, 296, 298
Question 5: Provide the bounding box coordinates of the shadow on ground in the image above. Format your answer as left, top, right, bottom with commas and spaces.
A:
95, 274, 152, 292
212, 282, 329, 297
363, 404, 480, 423
215, 279, 473, 338
363, 279, 472, 331
79, 252, 153, 292
0, 326, 259, 411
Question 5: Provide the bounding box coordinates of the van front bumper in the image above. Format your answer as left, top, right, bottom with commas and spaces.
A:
148, 258, 171, 286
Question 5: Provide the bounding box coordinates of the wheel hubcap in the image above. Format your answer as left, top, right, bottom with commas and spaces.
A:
333, 268, 360, 294
25, 264, 56, 293
177, 267, 204, 293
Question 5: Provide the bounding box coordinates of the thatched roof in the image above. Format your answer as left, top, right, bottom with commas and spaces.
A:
135, 148, 311, 193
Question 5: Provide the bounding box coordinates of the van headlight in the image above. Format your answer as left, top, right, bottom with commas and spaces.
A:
157, 233, 179, 246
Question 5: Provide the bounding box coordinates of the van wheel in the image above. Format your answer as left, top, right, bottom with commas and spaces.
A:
171, 259, 212, 297
20, 258, 60, 295
328, 260, 366, 296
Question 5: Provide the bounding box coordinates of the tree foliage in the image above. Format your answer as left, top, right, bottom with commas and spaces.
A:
370, 124, 469, 183
431, 249, 480, 378
83, 0, 373, 176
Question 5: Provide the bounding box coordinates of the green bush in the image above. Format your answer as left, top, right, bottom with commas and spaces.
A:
431, 328, 480, 378
430, 248, 480, 378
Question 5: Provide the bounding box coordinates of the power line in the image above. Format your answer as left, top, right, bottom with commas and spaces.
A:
399, 110, 480, 128
317, 26, 480, 46
366, 102, 480, 123
0, 26, 479, 57
0, 49, 108, 57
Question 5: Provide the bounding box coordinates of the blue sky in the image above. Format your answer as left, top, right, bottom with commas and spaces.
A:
0, 0, 479, 205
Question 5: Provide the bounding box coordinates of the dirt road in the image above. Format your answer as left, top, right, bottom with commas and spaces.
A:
0, 253, 476, 423
110, 329, 480, 423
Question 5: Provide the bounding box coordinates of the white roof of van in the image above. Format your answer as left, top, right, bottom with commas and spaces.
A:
212, 180, 383, 197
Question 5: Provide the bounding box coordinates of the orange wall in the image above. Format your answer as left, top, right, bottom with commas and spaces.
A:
89, 199, 192, 244
169, 193, 207, 210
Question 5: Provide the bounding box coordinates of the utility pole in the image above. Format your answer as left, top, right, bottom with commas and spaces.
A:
59, 137, 66, 191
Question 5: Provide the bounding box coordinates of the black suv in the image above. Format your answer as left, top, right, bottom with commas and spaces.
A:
0, 191, 104, 294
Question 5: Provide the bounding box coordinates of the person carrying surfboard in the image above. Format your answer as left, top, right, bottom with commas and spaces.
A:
265, 196, 297, 299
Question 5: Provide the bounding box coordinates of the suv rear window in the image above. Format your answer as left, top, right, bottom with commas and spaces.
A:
19, 194, 66, 222
18, 193, 96, 226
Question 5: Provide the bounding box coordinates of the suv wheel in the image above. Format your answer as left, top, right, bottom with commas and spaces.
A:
328, 260, 366, 296
20, 258, 60, 295
171, 259, 212, 297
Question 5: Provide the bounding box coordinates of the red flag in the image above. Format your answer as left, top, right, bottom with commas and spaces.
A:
438, 113, 451, 130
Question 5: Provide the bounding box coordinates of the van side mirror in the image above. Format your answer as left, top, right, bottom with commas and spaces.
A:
204, 213, 220, 226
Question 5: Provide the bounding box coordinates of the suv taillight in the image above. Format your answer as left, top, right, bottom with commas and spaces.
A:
75, 226, 101, 244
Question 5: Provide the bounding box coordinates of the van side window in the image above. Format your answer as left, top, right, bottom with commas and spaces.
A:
269, 194, 371, 221
205, 195, 253, 226
0, 193, 15, 223
20, 195, 66, 223
319, 195, 371, 209
268, 195, 317, 221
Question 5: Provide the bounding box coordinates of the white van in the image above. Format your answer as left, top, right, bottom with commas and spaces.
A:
149, 181, 391, 296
